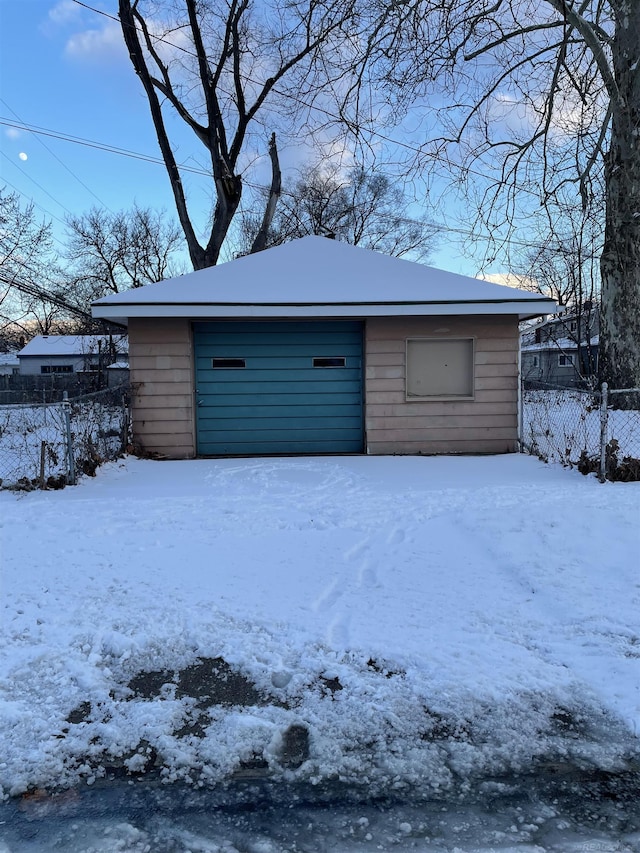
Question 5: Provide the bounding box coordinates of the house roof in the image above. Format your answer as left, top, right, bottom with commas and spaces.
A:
521, 335, 599, 353
0, 352, 20, 366
18, 334, 128, 358
92, 236, 558, 324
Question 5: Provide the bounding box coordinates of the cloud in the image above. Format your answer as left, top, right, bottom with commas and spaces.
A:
64, 21, 127, 64
5, 127, 21, 140
481, 272, 537, 291
47, 0, 83, 26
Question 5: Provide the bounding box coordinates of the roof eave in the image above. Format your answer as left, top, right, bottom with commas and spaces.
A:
92, 299, 558, 324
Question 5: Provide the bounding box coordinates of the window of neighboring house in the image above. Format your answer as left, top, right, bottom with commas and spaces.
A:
558, 353, 575, 367
532, 356, 539, 367
406, 338, 474, 400
569, 320, 577, 332
12, 367, 19, 375
41, 365, 73, 374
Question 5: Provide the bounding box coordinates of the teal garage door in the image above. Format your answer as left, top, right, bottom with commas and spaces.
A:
193, 320, 364, 455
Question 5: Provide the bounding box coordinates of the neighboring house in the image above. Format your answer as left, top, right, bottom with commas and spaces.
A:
92, 236, 557, 458
0, 352, 20, 376
17, 335, 128, 376
521, 304, 599, 388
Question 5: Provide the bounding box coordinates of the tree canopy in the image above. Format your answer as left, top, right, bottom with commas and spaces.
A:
356, 0, 639, 387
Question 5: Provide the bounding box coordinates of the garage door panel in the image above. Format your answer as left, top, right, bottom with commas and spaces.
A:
197, 369, 361, 385
196, 359, 362, 373
198, 404, 363, 419
196, 380, 361, 395
201, 392, 361, 408
195, 343, 363, 358
194, 320, 363, 455
199, 436, 359, 456
200, 426, 363, 442
198, 415, 363, 431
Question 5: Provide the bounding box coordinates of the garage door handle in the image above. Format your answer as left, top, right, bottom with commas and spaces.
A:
197, 398, 204, 407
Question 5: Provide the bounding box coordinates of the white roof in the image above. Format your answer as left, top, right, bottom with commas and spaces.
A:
92, 236, 558, 323
18, 334, 128, 358
522, 335, 599, 352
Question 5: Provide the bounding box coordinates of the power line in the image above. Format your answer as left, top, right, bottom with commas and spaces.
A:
2, 115, 603, 258
70, 0, 551, 196
0, 151, 73, 226
0, 118, 211, 176
0, 97, 113, 213
0, 176, 69, 242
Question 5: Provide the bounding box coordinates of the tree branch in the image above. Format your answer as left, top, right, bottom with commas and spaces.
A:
250, 133, 282, 254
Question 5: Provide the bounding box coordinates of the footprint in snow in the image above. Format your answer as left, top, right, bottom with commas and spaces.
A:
312, 578, 344, 612
328, 612, 351, 649
387, 527, 406, 546
358, 558, 378, 587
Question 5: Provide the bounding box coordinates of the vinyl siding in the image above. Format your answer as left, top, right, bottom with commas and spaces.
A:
365, 316, 519, 455
128, 318, 195, 458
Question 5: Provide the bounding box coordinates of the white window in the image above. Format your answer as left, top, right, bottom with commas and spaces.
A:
406, 338, 474, 400
558, 353, 575, 367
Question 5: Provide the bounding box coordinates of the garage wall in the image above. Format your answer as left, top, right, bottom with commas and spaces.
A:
128, 318, 196, 458
365, 316, 519, 454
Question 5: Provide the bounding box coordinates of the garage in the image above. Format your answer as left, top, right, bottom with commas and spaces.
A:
193, 320, 364, 455
92, 236, 558, 458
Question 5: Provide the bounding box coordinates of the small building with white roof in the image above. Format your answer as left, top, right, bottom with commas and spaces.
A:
92, 236, 558, 458
17, 334, 128, 376
0, 352, 20, 376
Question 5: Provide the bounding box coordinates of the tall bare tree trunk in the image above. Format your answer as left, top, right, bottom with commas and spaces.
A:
600, 2, 640, 391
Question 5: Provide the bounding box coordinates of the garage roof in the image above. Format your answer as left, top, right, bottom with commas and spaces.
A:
92, 236, 558, 324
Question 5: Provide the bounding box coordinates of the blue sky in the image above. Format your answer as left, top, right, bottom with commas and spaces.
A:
0, 0, 490, 277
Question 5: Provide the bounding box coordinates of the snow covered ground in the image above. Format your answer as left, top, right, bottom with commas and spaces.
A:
1, 454, 639, 805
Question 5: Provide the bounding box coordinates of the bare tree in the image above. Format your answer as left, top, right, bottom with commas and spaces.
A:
65, 204, 185, 304
0, 188, 70, 340
358, 0, 640, 389
0, 192, 169, 341
239, 164, 437, 259
118, 0, 360, 270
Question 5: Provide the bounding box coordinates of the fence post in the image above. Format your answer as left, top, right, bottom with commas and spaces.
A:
62, 391, 76, 485
599, 381, 609, 483
121, 398, 130, 454
39, 441, 47, 490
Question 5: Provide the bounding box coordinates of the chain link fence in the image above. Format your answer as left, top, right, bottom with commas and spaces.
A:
0, 384, 130, 490
521, 382, 640, 482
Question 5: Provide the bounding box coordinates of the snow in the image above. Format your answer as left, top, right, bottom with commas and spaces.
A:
17, 335, 128, 359
91, 237, 557, 322
521, 336, 599, 352
0, 454, 638, 800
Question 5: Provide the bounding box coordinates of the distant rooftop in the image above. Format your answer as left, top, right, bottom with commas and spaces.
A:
18, 334, 128, 358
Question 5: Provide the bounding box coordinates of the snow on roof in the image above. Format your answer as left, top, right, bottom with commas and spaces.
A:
521, 335, 599, 353
92, 236, 558, 323
0, 352, 20, 366
18, 334, 128, 358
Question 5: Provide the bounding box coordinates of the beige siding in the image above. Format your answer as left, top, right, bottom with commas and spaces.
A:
128, 318, 195, 458
365, 316, 519, 455
127, 314, 519, 460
